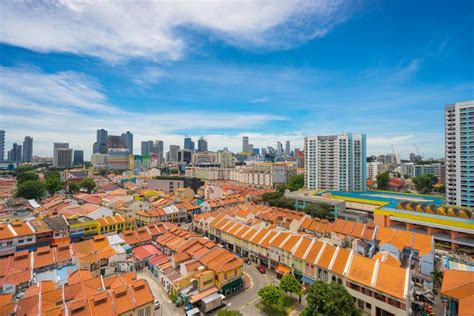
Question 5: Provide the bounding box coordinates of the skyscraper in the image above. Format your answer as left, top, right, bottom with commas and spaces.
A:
184, 137, 195, 152
242, 136, 249, 152
22, 136, 33, 163
53, 143, 72, 168
121, 131, 133, 154
73, 150, 84, 165
155, 140, 164, 164
304, 133, 366, 191
93, 129, 108, 154
197, 137, 208, 153
285, 140, 291, 156
141, 140, 154, 156
7, 143, 22, 162
106, 135, 123, 150
0, 130, 4, 161
167, 145, 180, 162
445, 101, 473, 207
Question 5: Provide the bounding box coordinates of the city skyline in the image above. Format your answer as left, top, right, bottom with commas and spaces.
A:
1, 1, 473, 158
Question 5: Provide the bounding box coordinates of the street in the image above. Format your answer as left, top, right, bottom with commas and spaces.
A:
137, 269, 183, 316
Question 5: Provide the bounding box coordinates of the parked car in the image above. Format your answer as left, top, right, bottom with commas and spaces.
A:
154, 300, 161, 310
257, 265, 266, 274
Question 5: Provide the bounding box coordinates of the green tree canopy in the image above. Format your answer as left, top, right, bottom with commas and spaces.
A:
286, 174, 304, 191
279, 274, 302, 298
45, 177, 63, 195
216, 310, 243, 316
376, 171, 390, 190
44, 170, 61, 180
16, 171, 39, 184
16, 180, 46, 201
304, 202, 333, 219
258, 285, 285, 310
67, 182, 81, 194
413, 174, 438, 194
80, 177, 96, 193
302, 281, 360, 316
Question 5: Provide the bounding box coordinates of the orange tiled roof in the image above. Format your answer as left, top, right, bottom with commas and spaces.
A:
347, 255, 375, 287
374, 263, 407, 300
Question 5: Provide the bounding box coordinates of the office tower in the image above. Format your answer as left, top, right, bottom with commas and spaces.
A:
197, 137, 208, 153
155, 140, 164, 163
304, 133, 366, 191
106, 135, 123, 150
0, 130, 4, 161
184, 137, 195, 152
167, 145, 180, 162
252, 148, 260, 156
409, 153, 416, 163
242, 136, 249, 152
285, 140, 291, 156
93, 129, 108, 154
22, 136, 33, 163
53, 143, 73, 168
141, 140, 154, 156
121, 131, 133, 154
445, 100, 473, 207
8, 143, 22, 162
73, 150, 84, 165
276, 141, 283, 158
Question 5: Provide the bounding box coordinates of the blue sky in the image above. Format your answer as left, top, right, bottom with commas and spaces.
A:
0, 0, 473, 158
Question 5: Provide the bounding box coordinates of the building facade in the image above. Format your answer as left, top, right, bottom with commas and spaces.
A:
121, 131, 134, 154
0, 130, 4, 161
445, 101, 473, 207
22, 136, 33, 163
53, 143, 72, 168
305, 133, 367, 191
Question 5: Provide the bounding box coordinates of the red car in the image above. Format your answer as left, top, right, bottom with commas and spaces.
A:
257, 265, 266, 274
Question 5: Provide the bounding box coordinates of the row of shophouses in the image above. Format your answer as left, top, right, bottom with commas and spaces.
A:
193, 207, 437, 316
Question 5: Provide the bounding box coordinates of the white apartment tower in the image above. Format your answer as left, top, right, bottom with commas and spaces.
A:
304, 133, 366, 191
445, 101, 474, 207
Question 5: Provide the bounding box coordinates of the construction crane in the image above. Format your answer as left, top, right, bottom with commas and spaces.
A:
413, 135, 424, 160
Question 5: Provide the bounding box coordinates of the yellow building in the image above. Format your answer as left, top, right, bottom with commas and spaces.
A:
68, 215, 99, 240
97, 214, 136, 234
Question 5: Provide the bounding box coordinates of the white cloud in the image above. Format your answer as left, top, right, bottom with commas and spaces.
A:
249, 96, 269, 103
0, 0, 353, 62
0, 66, 283, 157
130, 67, 169, 87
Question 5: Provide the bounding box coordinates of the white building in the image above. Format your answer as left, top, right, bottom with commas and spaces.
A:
304, 133, 366, 191
445, 100, 474, 207
367, 162, 383, 181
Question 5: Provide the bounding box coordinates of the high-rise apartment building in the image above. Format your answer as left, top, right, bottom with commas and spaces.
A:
53, 143, 72, 168
0, 130, 5, 161
22, 136, 33, 163
93, 129, 108, 154
445, 100, 473, 207
197, 137, 208, 153
121, 131, 133, 154
304, 133, 366, 191
155, 140, 164, 164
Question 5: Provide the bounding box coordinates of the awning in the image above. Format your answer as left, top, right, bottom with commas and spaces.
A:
189, 286, 218, 304
275, 264, 291, 275
301, 275, 315, 285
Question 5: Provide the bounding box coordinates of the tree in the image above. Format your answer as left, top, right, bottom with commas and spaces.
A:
217, 310, 243, 316
286, 174, 304, 191
262, 191, 284, 202
44, 170, 61, 180
67, 182, 80, 194
16, 171, 39, 184
413, 174, 438, 194
376, 171, 390, 190
304, 202, 333, 219
80, 177, 96, 193
16, 180, 46, 201
45, 177, 63, 195
431, 270, 443, 290
258, 285, 285, 310
302, 281, 360, 316
279, 274, 302, 301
